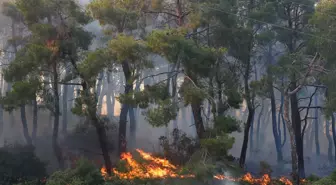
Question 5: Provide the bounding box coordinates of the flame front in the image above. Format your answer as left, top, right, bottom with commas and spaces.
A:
101, 149, 297, 184
103, 150, 194, 179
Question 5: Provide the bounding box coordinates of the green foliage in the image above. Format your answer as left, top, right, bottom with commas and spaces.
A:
179, 80, 208, 106
309, 0, 336, 62
200, 134, 235, 158
107, 34, 151, 69
307, 174, 321, 182
310, 177, 335, 185
147, 29, 217, 77
0, 144, 47, 185
225, 89, 243, 109
87, 0, 144, 32
2, 1, 22, 21
117, 83, 170, 108
0, 80, 40, 112
159, 129, 198, 165
79, 49, 110, 85
46, 159, 104, 185
16, 0, 90, 27
144, 99, 178, 127
213, 115, 241, 134
4, 44, 51, 82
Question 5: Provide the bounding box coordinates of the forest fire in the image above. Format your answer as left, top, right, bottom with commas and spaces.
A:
100, 149, 297, 185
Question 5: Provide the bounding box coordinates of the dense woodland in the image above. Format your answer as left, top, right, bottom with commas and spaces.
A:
1, 0, 336, 184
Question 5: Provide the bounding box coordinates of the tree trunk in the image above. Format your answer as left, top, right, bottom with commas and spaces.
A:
0, 74, 4, 137
62, 69, 69, 135
32, 98, 38, 143
239, 107, 255, 168
129, 75, 140, 147
239, 58, 254, 168
283, 93, 298, 183
129, 106, 136, 148
314, 95, 320, 156
52, 62, 63, 169
118, 61, 132, 156
256, 100, 263, 149
266, 44, 283, 162
308, 119, 314, 155
331, 114, 336, 162
290, 90, 305, 179
94, 118, 112, 174
249, 114, 254, 155
106, 72, 114, 118
96, 72, 104, 115
270, 85, 283, 162
191, 102, 205, 139
279, 93, 287, 148
326, 119, 333, 163
20, 105, 32, 145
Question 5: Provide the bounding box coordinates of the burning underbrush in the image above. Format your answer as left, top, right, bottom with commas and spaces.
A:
100, 149, 303, 185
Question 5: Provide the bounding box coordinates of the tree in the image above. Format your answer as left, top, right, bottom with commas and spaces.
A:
311, 0, 336, 164
202, 0, 280, 167
87, 0, 147, 157
2, 0, 93, 169
263, 0, 317, 181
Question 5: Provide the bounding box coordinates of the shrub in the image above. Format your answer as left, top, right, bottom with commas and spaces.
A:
311, 177, 335, 185
307, 174, 321, 182
46, 159, 104, 185
259, 161, 272, 175
0, 144, 47, 185
159, 129, 199, 165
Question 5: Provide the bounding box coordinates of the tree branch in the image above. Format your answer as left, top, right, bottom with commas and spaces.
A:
288, 53, 319, 95
298, 106, 323, 111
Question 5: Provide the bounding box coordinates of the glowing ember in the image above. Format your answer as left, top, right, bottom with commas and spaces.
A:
101, 149, 299, 184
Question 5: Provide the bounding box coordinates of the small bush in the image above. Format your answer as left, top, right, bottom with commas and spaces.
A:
311, 177, 335, 185
307, 174, 321, 182
0, 144, 47, 185
46, 159, 104, 185
159, 129, 199, 165
259, 161, 272, 175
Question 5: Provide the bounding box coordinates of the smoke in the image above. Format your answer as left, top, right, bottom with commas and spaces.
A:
219, 171, 239, 185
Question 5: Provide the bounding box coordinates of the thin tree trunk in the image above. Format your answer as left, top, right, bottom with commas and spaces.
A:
266, 45, 283, 162
129, 76, 141, 148
52, 62, 63, 169
62, 68, 69, 135
239, 108, 255, 167
256, 100, 263, 149
314, 95, 320, 156
331, 114, 336, 162
270, 85, 282, 162
129, 106, 136, 148
106, 72, 114, 118
96, 72, 104, 115
249, 114, 254, 155
0, 74, 4, 137
308, 119, 314, 155
118, 61, 133, 156
290, 90, 305, 179
191, 102, 205, 139
32, 98, 38, 143
239, 58, 255, 168
283, 93, 298, 183
325, 119, 333, 163
94, 117, 112, 174
20, 105, 32, 145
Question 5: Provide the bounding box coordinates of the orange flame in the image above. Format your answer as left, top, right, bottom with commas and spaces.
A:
101, 149, 299, 184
